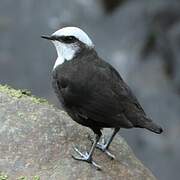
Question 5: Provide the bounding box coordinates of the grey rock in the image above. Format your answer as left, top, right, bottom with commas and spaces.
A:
0, 85, 156, 180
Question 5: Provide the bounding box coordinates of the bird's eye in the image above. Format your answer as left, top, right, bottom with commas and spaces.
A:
60, 36, 76, 43
66, 36, 74, 41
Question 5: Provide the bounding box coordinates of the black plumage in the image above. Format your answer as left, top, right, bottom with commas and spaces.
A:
42, 28, 163, 170
52, 48, 162, 135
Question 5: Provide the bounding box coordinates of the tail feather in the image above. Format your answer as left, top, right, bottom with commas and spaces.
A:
143, 119, 163, 134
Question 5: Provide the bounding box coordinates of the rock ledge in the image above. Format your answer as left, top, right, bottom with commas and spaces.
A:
0, 85, 156, 180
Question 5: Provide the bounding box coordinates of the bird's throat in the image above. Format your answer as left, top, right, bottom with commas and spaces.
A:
53, 41, 79, 69
53, 57, 65, 69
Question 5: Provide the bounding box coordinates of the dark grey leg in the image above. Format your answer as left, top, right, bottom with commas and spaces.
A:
96, 128, 120, 159
72, 133, 101, 170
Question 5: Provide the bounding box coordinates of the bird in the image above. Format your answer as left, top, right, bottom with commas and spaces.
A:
41, 26, 163, 170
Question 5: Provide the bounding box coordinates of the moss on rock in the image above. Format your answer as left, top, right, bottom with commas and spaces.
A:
0, 84, 156, 179
0, 172, 8, 180
0, 84, 48, 104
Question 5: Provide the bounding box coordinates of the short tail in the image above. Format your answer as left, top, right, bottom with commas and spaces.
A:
144, 119, 163, 134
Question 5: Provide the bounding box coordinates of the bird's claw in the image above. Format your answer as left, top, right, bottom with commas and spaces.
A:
96, 144, 115, 159
88, 136, 115, 159
72, 146, 101, 170
96, 139, 115, 159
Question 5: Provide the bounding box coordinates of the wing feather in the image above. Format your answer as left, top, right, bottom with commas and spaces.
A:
55, 57, 146, 128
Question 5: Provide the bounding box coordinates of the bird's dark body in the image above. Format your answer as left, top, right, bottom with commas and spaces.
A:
52, 48, 162, 135
42, 26, 163, 169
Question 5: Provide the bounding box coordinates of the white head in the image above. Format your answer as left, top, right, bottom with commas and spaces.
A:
41, 27, 94, 69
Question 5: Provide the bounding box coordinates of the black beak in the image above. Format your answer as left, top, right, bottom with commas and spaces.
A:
41, 35, 56, 40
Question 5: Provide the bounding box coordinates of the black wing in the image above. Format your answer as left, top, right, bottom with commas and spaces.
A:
54, 58, 147, 128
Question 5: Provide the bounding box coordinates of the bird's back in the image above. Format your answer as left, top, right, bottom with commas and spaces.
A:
52, 48, 162, 133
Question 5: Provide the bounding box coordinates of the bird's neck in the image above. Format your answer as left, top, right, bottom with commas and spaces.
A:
53, 46, 97, 70
53, 43, 79, 70
53, 56, 65, 69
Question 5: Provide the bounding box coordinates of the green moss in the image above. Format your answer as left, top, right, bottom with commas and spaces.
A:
0, 173, 40, 180
0, 172, 8, 180
0, 84, 49, 105
17, 176, 28, 180
33, 176, 40, 180
16, 175, 40, 180
17, 112, 24, 118
29, 97, 48, 104
0, 85, 23, 98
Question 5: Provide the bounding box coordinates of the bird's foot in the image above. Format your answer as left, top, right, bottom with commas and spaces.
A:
72, 146, 101, 170
88, 135, 115, 159
96, 138, 115, 159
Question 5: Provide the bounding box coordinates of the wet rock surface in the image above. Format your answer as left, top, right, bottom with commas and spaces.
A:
0, 86, 156, 180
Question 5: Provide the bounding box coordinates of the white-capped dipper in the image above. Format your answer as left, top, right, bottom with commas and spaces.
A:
42, 27, 163, 170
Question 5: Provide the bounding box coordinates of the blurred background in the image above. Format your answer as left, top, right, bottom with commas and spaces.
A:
0, 0, 180, 179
